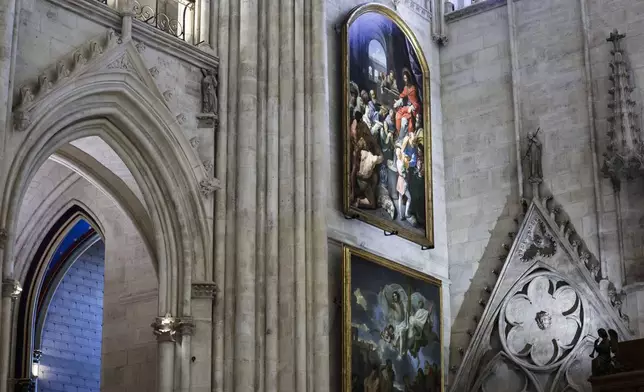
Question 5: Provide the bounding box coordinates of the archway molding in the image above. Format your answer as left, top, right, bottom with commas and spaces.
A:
2, 69, 211, 316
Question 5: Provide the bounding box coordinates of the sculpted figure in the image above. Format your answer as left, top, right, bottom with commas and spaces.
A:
201, 68, 218, 114
526, 129, 543, 182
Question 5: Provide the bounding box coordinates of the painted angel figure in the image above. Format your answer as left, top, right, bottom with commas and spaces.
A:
378, 284, 410, 358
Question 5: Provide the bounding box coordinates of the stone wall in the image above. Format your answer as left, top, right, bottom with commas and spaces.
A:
39, 241, 105, 392
14, 0, 215, 182
441, 0, 644, 374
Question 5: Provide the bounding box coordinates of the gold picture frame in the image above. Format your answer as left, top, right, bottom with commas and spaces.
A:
342, 3, 434, 248
342, 244, 444, 392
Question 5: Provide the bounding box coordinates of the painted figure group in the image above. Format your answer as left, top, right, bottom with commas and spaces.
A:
356, 359, 440, 392
349, 68, 424, 226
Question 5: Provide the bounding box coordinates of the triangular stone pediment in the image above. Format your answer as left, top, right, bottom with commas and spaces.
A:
12, 29, 168, 119
449, 198, 633, 392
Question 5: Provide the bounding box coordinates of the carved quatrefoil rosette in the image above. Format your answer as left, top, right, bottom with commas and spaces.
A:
499, 272, 583, 371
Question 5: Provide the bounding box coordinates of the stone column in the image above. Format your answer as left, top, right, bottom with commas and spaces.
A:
0, 279, 21, 392
152, 314, 193, 392
190, 282, 217, 392
213, 0, 330, 391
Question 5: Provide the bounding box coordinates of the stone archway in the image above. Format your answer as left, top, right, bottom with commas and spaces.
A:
0, 36, 213, 392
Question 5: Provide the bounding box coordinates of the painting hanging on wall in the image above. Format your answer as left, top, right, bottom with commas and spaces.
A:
342, 245, 443, 392
342, 3, 434, 248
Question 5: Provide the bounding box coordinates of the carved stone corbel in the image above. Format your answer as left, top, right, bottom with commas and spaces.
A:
2, 279, 22, 300
199, 178, 221, 197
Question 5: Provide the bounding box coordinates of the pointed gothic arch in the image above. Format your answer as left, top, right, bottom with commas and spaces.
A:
12, 205, 103, 382
2, 68, 210, 315
0, 35, 213, 391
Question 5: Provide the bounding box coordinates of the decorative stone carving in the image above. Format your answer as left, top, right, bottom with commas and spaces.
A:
73, 49, 87, 70
89, 41, 103, 58
607, 284, 630, 325
192, 282, 218, 299
38, 75, 53, 94
18, 86, 33, 107
13, 110, 31, 132
106, 28, 119, 48
451, 199, 632, 392
56, 61, 70, 81
107, 54, 134, 70
199, 178, 221, 196
135, 41, 146, 53
517, 218, 557, 262
151, 313, 195, 343
602, 29, 644, 188
163, 90, 173, 101
2, 279, 23, 300
203, 160, 214, 176
149, 66, 159, 78
200, 68, 218, 114
189, 136, 200, 150
499, 273, 582, 369
432, 34, 448, 46
176, 113, 187, 125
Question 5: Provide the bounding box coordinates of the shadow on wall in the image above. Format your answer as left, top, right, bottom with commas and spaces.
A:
328, 240, 344, 392
449, 198, 517, 384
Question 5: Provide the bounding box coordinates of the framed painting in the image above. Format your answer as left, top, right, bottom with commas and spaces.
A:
342, 4, 434, 248
342, 245, 443, 392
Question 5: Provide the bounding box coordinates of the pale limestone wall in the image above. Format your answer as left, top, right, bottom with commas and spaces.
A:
14, 0, 106, 91
442, 0, 644, 358
13, 0, 215, 178
15, 159, 158, 392
325, 0, 451, 381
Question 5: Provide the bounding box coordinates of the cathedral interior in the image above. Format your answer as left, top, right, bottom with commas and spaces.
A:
0, 0, 643, 391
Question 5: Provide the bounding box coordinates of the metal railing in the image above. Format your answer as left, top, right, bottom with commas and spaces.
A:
133, 0, 194, 41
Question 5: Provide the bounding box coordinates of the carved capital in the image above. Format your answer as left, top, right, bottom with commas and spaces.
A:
151, 314, 195, 342
192, 282, 218, 300
2, 279, 22, 300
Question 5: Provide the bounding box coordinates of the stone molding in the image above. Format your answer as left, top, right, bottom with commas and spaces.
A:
46, 0, 218, 70
445, 0, 506, 23
191, 282, 218, 299
394, 0, 433, 21
12, 29, 174, 130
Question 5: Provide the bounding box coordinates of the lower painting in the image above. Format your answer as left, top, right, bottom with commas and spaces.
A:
342, 245, 443, 392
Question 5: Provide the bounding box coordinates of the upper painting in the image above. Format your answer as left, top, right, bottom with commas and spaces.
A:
342, 4, 434, 248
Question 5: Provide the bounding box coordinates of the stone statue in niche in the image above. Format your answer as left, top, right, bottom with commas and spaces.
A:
525, 128, 543, 183
590, 328, 623, 376
201, 68, 218, 114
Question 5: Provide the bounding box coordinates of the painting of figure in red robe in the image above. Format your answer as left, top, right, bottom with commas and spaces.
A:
343, 4, 433, 248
